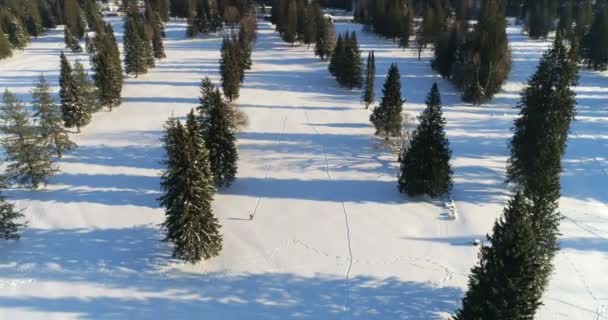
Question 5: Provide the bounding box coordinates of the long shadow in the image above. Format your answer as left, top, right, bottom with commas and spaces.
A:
0, 227, 462, 319
6, 178, 160, 208
403, 235, 608, 253
61, 144, 164, 170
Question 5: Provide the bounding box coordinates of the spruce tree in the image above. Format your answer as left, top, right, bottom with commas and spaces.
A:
0, 24, 12, 59
314, 5, 335, 60
343, 31, 363, 89
3, 11, 29, 49
73, 60, 100, 113
328, 33, 344, 78
582, 4, 608, 70
124, 8, 150, 77
285, 0, 297, 45
238, 17, 253, 71
432, 27, 460, 79
83, 0, 104, 34
399, 9, 412, 48
220, 36, 241, 101
91, 23, 123, 110
159, 114, 223, 263
505, 33, 579, 314
198, 84, 239, 187
454, 193, 544, 320
0, 185, 25, 240
362, 51, 375, 108
64, 27, 82, 52
303, 3, 317, 47
398, 83, 452, 198
146, 4, 166, 59
64, 0, 85, 39
59, 52, 90, 132
32, 74, 76, 159
370, 64, 404, 139
0, 89, 58, 189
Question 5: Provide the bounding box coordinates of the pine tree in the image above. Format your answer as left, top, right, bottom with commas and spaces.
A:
32, 74, 76, 159
0, 24, 12, 59
238, 17, 254, 71
220, 36, 241, 101
399, 9, 412, 48
458, 0, 511, 104
0, 184, 25, 240
285, 0, 297, 45
343, 31, 363, 89
64, 27, 82, 52
303, 3, 317, 47
152, 12, 166, 59
90, 23, 123, 110
2, 11, 29, 49
454, 193, 544, 320
83, 0, 104, 34
505, 33, 579, 313
124, 8, 152, 77
398, 83, 452, 198
314, 5, 335, 60
64, 0, 85, 39
198, 82, 239, 187
59, 52, 90, 132
0, 89, 58, 189
582, 4, 608, 70
362, 51, 376, 108
73, 60, 100, 113
370, 64, 404, 139
432, 27, 461, 79
328, 33, 344, 78
527, 0, 556, 39
296, 0, 306, 41
159, 113, 223, 263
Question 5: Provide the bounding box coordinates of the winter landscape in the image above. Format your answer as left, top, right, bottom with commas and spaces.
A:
0, 0, 606, 319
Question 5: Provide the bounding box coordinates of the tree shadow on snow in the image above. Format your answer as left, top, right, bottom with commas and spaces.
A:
0, 227, 462, 319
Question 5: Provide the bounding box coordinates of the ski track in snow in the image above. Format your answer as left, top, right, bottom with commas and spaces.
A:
304, 111, 354, 318
248, 116, 287, 221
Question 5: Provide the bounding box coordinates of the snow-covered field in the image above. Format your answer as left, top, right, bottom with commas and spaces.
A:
0, 18, 606, 319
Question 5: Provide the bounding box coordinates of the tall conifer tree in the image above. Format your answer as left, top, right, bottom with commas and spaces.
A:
398, 83, 452, 198
0, 89, 57, 189
32, 74, 76, 159
370, 64, 404, 139
362, 51, 376, 108
159, 113, 222, 263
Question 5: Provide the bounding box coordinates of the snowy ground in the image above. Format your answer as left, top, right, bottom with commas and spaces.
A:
0, 18, 606, 319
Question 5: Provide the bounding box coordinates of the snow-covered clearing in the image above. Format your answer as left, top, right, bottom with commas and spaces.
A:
0, 18, 606, 319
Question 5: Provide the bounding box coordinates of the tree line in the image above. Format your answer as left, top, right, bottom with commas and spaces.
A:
161, 6, 257, 263
455, 32, 579, 319
270, 0, 336, 60
220, 10, 257, 101
0, 0, 68, 59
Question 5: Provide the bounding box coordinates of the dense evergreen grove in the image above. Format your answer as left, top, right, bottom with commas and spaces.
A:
456, 32, 579, 319
271, 0, 335, 60
355, 0, 427, 49
123, 1, 155, 77
398, 83, 452, 198
219, 10, 256, 101
432, 0, 511, 104
328, 31, 363, 89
